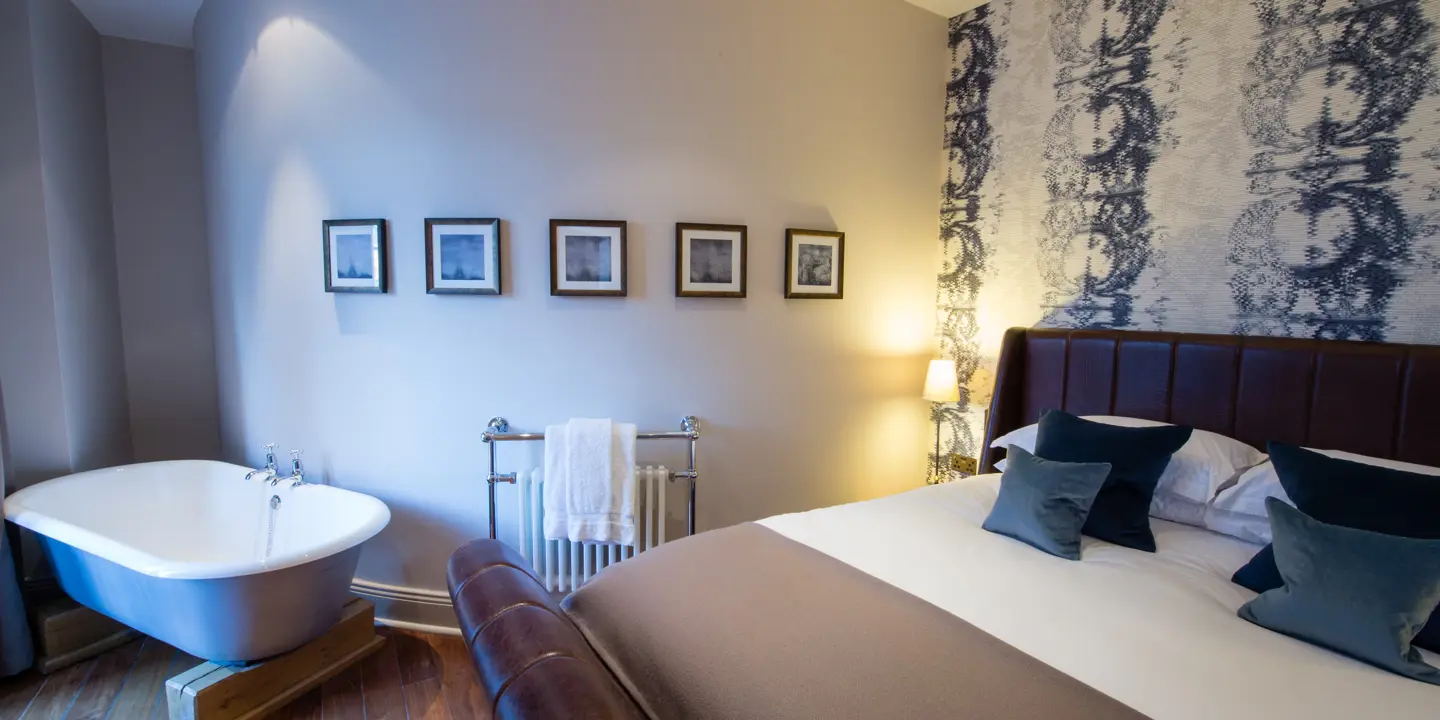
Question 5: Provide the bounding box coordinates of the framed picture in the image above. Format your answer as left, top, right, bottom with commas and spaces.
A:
426, 218, 501, 295
323, 219, 388, 293
676, 223, 747, 298
785, 229, 845, 299
551, 219, 627, 297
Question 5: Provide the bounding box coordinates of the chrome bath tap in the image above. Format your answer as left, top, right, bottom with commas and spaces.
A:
273, 450, 305, 488
245, 444, 279, 482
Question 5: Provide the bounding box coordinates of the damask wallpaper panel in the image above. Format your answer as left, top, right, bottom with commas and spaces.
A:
935, 0, 1440, 472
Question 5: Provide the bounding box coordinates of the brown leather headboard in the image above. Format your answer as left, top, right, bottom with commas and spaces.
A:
981, 328, 1440, 473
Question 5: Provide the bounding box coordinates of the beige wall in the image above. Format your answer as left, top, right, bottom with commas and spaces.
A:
195, 0, 947, 621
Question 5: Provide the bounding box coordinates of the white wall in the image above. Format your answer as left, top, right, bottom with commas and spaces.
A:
102, 37, 221, 462
194, 0, 946, 610
28, 0, 132, 473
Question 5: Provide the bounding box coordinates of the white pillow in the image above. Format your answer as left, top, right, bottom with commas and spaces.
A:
1200, 506, 1274, 546
1205, 449, 1440, 544
1149, 492, 1208, 528
990, 415, 1266, 507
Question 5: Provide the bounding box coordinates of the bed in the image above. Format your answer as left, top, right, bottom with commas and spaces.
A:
447, 328, 1440, 719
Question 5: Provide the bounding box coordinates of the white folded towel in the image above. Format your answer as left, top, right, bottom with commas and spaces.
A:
543, 419, 638, 545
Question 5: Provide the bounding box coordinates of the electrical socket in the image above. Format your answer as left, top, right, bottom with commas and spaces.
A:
949, 454, 979, 475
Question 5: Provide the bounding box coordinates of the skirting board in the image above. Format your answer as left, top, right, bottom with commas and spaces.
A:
349, 579, 460, 637
351, 578, 565, 635
376, 616, 461, 637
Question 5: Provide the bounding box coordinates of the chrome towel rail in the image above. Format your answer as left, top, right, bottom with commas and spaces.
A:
481, 416, 700, 541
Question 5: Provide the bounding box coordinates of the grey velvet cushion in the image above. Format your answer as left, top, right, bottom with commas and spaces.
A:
1238, 498, 1440, 685
982, 446, 1112, 560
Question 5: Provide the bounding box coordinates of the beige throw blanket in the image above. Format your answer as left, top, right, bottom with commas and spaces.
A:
563, 523, 1150, 720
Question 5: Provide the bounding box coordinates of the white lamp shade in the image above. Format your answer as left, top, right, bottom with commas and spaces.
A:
922, 359, 961, 403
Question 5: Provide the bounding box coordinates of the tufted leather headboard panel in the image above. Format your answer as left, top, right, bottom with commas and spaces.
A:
981, 328, 1440, 473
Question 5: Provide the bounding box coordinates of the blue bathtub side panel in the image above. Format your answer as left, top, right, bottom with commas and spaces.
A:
40, 538, 361, 663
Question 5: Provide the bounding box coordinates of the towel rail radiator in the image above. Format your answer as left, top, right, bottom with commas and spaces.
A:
481, 416, 700, 541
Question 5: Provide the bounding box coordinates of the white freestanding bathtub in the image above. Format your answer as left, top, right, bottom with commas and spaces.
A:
3, 460, 390, 663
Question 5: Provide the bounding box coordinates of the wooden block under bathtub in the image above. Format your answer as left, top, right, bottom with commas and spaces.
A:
30, 596, 141, 674
165, 598, 384, 720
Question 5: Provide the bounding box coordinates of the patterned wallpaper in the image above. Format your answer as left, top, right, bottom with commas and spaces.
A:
934, 0, 1440, 474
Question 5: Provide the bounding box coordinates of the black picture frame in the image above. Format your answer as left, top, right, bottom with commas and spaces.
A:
323, 219, 388, 294
784, 228, 845, 300
425, 218, 502, 295
550, 219, 628, 297
676, 222, 747, 298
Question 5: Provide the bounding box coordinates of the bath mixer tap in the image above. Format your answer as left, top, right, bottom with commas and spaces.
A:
245, 444, 279, 482
273, 450, 305, 488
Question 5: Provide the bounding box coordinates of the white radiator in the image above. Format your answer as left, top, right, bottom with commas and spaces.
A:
515, 466, 670, 593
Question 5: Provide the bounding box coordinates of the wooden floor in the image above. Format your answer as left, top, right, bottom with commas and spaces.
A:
0, 627, 486, 720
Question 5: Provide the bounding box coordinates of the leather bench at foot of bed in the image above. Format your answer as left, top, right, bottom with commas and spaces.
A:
446, 540, 645, 720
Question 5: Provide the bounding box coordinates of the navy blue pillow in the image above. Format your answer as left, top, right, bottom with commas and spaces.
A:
982, 446, 1112, 560
1239, 499, 1440, 685
1232, 443, 1440, 653
1032, 410, 1192, 552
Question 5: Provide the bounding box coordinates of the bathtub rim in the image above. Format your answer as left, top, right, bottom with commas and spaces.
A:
3, 460, 391, 581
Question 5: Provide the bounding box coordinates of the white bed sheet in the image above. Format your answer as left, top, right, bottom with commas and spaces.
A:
758, 474, 1440, 720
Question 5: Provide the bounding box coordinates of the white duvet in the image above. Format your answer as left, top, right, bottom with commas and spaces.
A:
758, 474, 1440, 720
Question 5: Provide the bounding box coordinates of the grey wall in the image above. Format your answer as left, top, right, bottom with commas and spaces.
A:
1, 3, 219, 485
0, 0, 72, 488
102, 37, 221, 462
194, 0, 946, 612
27, 0, 131, 473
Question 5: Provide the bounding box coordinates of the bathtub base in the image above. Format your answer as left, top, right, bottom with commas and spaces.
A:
31, 596, 140, 674
42, 535, 363, 663
165, 598, 383, 720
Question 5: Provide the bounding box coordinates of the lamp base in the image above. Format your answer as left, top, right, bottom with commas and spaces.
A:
928, 404, 944, 485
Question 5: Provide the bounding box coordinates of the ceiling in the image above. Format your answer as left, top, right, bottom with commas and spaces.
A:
69, 0, 204, 48
903, 0, 985, 17
68, 0, 978, 50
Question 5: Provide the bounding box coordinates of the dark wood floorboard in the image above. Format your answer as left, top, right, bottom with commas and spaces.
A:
393, 631, 440, 687
435, 636, 486, 720
0, 670, 45, 719
392, 630, 447, 720
319, 662, 365, 719
358, 633, 408, 720
16, 661, 91, 720
62, 640, 142, 720
147, 650, 201, 720
271, 686, 322, 720
0, 628, 487, 720
403, 677, 448, 720
104, 637, 177, 720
